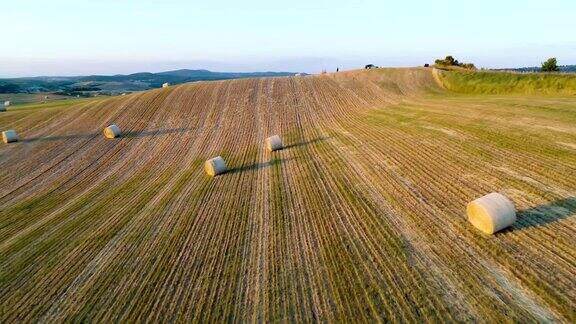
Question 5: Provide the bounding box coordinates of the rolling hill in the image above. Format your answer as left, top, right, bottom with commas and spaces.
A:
0, 69, 299, 96
0, 68, 575, 322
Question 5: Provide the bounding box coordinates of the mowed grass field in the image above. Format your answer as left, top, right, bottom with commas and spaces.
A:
0, 93, 73, 105
0, 68, 575, 322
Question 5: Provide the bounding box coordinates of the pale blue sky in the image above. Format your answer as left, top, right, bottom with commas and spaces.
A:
1, 0, 575, 77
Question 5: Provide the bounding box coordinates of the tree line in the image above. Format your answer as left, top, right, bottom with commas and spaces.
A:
433, 56, 562, 72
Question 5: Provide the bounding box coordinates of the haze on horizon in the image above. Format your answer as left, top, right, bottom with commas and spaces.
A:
1, 0, 575, 77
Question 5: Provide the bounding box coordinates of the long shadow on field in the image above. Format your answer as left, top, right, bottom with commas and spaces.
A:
284, 136, 331, 149
228, 158, 290, 174
21, 133, 97, 142
513, 197, 576, 230
123, 128, 192, 138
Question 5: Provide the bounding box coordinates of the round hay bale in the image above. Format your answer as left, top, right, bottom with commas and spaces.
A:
467, 192, 516, 234
266, 135, 283, 152
103, 125, 122, 139
204, 156, 227, 176
2, 130, 18, 143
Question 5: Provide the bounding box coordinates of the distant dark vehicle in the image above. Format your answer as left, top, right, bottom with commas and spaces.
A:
365, 64, 377, 69
424, 64, 430, 67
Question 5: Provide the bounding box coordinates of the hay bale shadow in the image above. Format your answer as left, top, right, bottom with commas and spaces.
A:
22, 128, 192, 142
284, 136, 330, 149
21, 133, 97, 142
512, 197, 576, 230
228, 158, 290, 174
122, 128, 192, 138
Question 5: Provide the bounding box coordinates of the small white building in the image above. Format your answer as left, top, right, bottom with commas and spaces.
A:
4, 101, 10, 107
162, 83, 170, 88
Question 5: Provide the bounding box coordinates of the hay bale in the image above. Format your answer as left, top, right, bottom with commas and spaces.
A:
2, 130, 18, 143
265, 135, 283, 152
467, 192, 516, 234
4, 101, 10, 107
162, 83, 170, 88
103, 124, 122, 139
204, 156, 227, 176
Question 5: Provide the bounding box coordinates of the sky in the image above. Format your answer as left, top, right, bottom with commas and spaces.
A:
1, 0, 575, 77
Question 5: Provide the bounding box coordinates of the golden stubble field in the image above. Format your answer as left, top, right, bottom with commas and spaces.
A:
0, 68, 575, 322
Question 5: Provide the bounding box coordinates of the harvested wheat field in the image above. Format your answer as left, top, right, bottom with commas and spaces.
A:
0, 68, 575, 322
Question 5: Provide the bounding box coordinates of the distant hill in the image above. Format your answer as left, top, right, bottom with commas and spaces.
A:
0, 69, 301, 96
492, 65, 576, 73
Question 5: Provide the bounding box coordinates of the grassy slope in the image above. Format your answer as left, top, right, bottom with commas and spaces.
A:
0, 68, 574, 322
438, 69, 576, 95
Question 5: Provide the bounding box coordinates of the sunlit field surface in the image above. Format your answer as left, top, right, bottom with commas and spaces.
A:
1, 68, 574, 322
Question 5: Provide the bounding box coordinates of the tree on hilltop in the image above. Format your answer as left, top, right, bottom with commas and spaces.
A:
434, 56, 475, 70
541, 58, 559, 72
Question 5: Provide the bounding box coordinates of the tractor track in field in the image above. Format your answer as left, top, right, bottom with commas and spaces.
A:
1, 68, 574, 322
